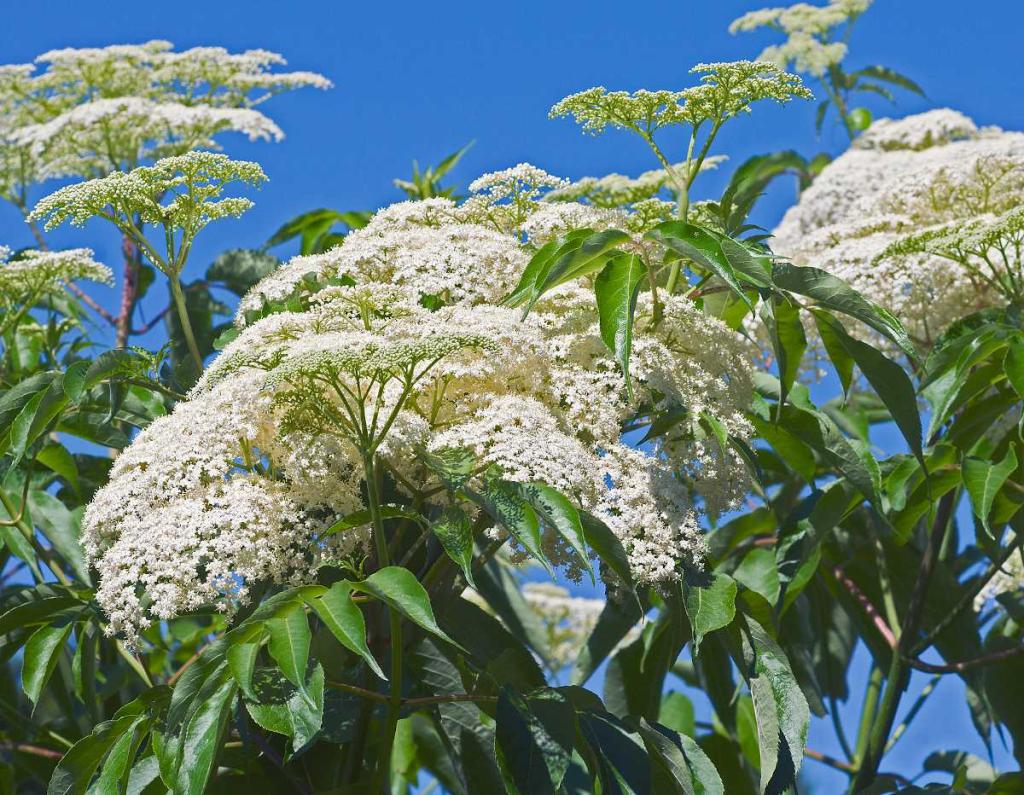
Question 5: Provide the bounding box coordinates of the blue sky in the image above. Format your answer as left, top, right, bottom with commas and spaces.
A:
2, 0, 1021, 789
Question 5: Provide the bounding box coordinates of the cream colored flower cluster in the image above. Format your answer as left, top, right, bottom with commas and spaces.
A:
0, 41, 329, 193
87, 196, 756, 641
772, 109, 1024, 346
521, 582, 619, 671
0, 247, 112, 308
730, 0, 872, 77
974, 550, 1024, 612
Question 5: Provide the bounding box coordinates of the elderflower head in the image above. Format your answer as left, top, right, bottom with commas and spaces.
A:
0, 247, 112, 307
13, 98, 282, 181
730, 1, 870, 76
521, 582, 620, 671
772, 109, 1024, 347
29, 152, 266, 255
0, 41, 329, 187
974, 550, 1024, 612
551, 62, 813, 138
88, 199, 757, 642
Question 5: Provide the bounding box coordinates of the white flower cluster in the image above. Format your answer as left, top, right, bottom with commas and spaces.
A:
13, 98, 282, 181
730, 0, 872, 77
0, 41, 329, 193
0, 247, 112, 307
88, 198, 756, 641
974, 550, 1024, 612
520, 582, 619, 671
771, 109, 1024, 345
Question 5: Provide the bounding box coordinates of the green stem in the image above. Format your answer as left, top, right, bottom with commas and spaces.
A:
365, 454, 402, 794
849, 490, 957, 791
852, 662, 882, 767
168, 276, 204, 375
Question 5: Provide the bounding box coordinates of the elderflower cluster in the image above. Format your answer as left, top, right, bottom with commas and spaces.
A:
29, 152, 267, 259
545, 158, 727, 210
772, 109, 1024, 346
974, 550, 1024, 612
551, 62, 811, 136
0, 40, 328, 197
0, 247, 112, 308
730, 1, 871, 76
88, 197, 756, 642
521, 582, 617, 671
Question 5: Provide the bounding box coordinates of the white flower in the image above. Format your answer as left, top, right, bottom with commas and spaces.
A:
772, 109, 1024, 346
0, 247, 112, 306
88, 200, 756, 642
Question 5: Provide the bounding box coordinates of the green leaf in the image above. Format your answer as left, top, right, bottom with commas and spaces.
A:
62, 360, 91, 404
678, 734, 725, 795
762, 296, 806, 412
579, 511, 634, 589
495, 688, 574, 795
636, 719, 696, 795
526, 229, 632, 313
684, 574, 737, 653
430, 506, 476, 588
660, 692, 696, 737
265, 208, 370, 254
502, 236, 569, 309
812, 310, 923, 465
304, 582, 386, 680
226, 629, 263, 699
174, 672, 237, 795
265, 601, 311, 688
245, 664, 325, 750
647, 222, 752, 308
964, 446, 1019, 534
742, 616, 810, 794
573, 597, 645, 686
28, 490, 90, 583
420, 446, 476, 491
518, 483, 594, 583
22, 621, 73, 705
595, 253, 647, 393
850, 65, 925, 96
206, 249, 280, 296
772, 262, 916, 360
467, 477, 552, 577
812, 311, 854, 396
579, 712, 651, 794
35, 443, 81, 496
734, 549, 781, 607
321, 504, 424, 537
47, 715, 142, 795
352, 566, 461, 649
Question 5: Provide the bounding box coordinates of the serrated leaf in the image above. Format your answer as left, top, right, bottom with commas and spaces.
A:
47, 715, 143, 795
266, 601, 311, 688
595, 252, 647, 393
495, 688, 574, 795
430, 506, 476, 587
685, 574, 737, 653
772, 262, 916, 360
734, 549, 781, 607
812, 310, 923, 466
467, 478, 552, 577
647, 222, 753, 308
305, 581, 386, 680
518, 483, 594, 583
352, 566, 461, 649
964, 446, 1018, 534
22, 621, 73, 705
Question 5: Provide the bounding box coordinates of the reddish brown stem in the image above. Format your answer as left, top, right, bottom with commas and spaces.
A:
0, 742, 63, 760
833, 564, 898, 649
115, 233, 140, 349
